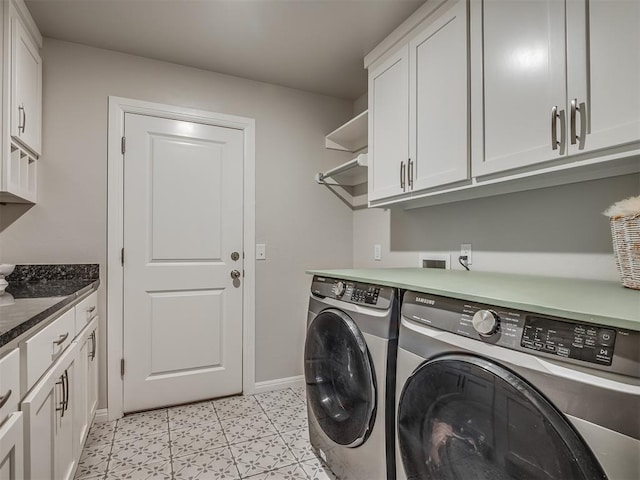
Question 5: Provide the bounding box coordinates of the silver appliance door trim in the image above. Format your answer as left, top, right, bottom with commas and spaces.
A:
399, 316, 640, 440
305, 308, 377, 448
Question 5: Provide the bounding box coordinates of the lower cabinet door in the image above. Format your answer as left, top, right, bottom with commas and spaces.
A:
56, 360, 76, 480
0, 412, 24, 480
87, 325, 99, 421
22, 343, 77, 480
73, 334, 90, 462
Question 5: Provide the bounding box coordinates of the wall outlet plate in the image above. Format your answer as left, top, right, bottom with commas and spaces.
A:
374, 244, 382, 261
460, 244, 472, 265
256, 244, 266, 260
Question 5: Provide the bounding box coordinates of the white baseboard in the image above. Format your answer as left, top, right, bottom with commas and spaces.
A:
93, 409, 110, 423
252, 375, 304, 395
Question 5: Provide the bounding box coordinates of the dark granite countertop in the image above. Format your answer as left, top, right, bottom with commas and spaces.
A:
0, 264, 99, 350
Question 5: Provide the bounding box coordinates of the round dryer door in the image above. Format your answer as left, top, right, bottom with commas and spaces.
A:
397, 354, 606, 480
304, 308, 377, 447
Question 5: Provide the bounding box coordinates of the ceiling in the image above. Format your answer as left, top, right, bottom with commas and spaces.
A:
25, 0, 425, 100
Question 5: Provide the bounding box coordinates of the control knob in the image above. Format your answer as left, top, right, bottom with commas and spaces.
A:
472, 310, 500, 336
333, 281, 346, 297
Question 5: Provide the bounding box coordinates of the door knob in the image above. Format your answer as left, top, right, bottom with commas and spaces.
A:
231, 270, 241, 280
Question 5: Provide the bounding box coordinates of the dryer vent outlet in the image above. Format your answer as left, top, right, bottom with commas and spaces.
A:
418, 253, 450, 269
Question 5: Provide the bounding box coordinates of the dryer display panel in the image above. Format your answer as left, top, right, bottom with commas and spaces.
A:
522, 317, 616, 366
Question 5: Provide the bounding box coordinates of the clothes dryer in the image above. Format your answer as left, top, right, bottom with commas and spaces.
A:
305, 276, 400, 480
395, 291, 640, 480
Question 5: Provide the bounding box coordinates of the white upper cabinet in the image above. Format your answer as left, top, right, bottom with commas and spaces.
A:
368, 45, 409, 202
368, 0, 469, 204
566, 0, 640, 155
471, 0, 567, 176
471, 0, 640, 177
410, 0, 469, 191
10, 11, 42, 156
0, 0, 42, 204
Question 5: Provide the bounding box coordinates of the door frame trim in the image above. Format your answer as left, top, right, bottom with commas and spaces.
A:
106, 96, 256, 420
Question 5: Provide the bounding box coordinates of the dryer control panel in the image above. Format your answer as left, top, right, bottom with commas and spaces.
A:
521, 316, 615, 365
402, 291, 638, 376
311, 276, 393, 310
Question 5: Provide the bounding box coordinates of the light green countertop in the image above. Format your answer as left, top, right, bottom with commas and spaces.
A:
306, 268, 640, 331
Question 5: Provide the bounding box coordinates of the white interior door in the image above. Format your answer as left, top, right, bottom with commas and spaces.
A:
123, 113, 244, 413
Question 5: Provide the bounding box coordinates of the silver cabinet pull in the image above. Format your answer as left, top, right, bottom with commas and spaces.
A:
64, 370, 69, 412
0, 389, 11, 409
551, 105, 566, 151
18, 104, 26, 133
90, 331, 97, 360
570, 99, 579, 145
570, 98, 586, 148
87, 306, 96, 314
400, 161, 406, 190
551, 105, 561, 150
53, 332, 69, 346
56, 374, 66, 416
408, 158, 414, 190
230, 270, 241, 280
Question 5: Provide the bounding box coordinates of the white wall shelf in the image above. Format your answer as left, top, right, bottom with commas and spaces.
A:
325, 110, 368, 152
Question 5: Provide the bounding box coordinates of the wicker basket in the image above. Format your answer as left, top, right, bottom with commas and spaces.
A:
610, 214, 640, 289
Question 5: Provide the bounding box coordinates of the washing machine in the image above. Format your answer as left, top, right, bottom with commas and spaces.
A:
305, 276, 400, 480
395, 290, 640, 480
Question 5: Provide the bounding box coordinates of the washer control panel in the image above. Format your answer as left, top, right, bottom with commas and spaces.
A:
311, 276, 392, 310
402, 291, 637, 375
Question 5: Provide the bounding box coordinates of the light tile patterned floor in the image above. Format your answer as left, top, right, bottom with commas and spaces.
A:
75, 387, 337, 480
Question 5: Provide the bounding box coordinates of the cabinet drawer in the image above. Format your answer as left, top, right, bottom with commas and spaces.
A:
0, 348, 20, 423
22, 308, 75, 392
75, 291, 97, 334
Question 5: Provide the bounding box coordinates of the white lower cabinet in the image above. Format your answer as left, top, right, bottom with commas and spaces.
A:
21, 341, 78, 480
73, 317, 98, 462
0, 412, 24, 480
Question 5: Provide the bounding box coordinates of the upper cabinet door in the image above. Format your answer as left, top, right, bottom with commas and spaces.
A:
11, 13, 42, 156
471, 0, 567, 176
409, 0, 469, 191
566, 0, 640, 155
368, 45, 409, 202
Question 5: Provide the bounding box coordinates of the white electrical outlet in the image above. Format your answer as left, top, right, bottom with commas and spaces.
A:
256, 244, 266, 260
374, 244, 382, 261
460, 243, 472, 265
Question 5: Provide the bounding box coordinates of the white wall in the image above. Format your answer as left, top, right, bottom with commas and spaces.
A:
354, 174, 640, 281
0, 39, 355, 407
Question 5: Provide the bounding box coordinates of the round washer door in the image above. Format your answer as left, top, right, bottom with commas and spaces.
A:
397, 354, 606, 480
304, 308, 377, 447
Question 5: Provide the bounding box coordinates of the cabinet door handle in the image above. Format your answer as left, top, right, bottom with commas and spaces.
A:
18, 105, 26, 133
56, 375, 66, 417
90, 331, 97, 361
64, 370, 69, 412
53, 332, 69, 346
87, 306, 96, 314
0, 389, 11, 409
400, 161, 405, 190
570, 98, 586, 148
551, 106, 561, 151
408, 158, 414, 189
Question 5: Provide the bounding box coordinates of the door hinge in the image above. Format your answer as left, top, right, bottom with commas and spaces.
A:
243, 269, 245, 277
120, 247, 125, 266
120, 358, 125, 377
121, 136, 126, 154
